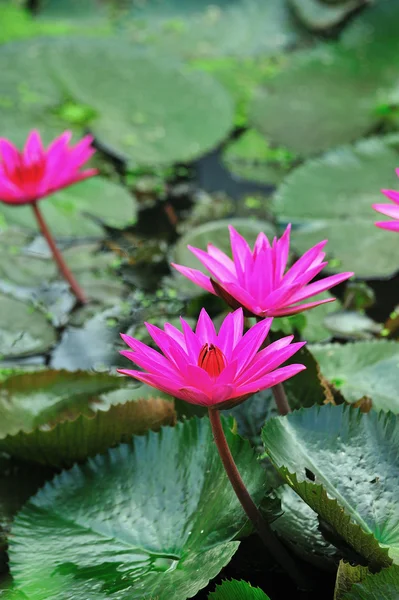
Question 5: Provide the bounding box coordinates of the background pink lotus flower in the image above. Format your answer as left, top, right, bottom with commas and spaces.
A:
172, 225, 353, 318
373, 175, 399, 232
118, 308, 305, 408
0, 130, 97, 205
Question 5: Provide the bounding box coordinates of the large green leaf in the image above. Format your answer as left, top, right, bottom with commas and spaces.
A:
8, 417, 266, 599
342, 565, 399, 599
0, 177, 136, 238
118, 0, 300, 60
172, 218, 275, 296
310, 341, 399, 412
273, 485, 338, 568
250, 44, 383, 156
262, 404, 399, 568
274, 138, 399, 277
0, 369, 176, 466
288, 0, 365, 32
334, 561, 370, 600
0, 294, 56, 358
208, 580, 270, 599
46, 38, 234, 165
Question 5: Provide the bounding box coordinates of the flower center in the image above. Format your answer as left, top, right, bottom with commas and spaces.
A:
8, 156, 46, 188
198, 343, 227, 377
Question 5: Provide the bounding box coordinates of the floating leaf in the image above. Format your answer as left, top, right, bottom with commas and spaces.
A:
301, 292, 341, 342
223, 129, 295, 185
172, 218, 275, 296
0, 368, 175, 466
275, 138, 399, 277
208, 579, 270, 599
119, 0, 301, 60
262, 404, 399, 568
0, 177, 136, 239
8, 417, 265, 600
341, 565, 399, 599
0, 294, 56, 358
310, 341, 399, 412
288, 0, 366, 32
46, 38, 234, 166
273, 486, 338, 568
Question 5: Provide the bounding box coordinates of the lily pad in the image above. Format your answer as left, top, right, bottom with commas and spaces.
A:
0, 177, 136, 239
334, 561, 371, 600
0, 370, 176, 467
301, 292, 341, 342
208, 580, 270, 599
310, 341, 399, 412
342, 565, 399, 599
47, 38, 234, 165
8, 417, 265, 600
120, 0, 301, 60
0, 294, 56, 358
274, 138, 399, 277
223, 129, 295, 185
172, 218, 275, 296
262, 404, 399, 568
288, 0, 366, 32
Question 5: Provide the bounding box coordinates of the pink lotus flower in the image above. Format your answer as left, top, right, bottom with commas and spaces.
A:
0, 130, 97, 205
172, 225, 353, 318
118, 308, 305, 408
373, 176, 399, 232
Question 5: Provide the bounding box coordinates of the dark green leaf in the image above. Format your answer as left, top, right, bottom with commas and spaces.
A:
342, 565, 399, 600
334, 561, 370, 600
262, 404, 399, 568
288, 0, 365, 32
208, 579, 270, 599
8, 417, 266, 599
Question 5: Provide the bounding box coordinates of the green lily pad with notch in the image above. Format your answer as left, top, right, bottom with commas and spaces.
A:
118, 0, 301, 60
0, 369, 176, 467
0, 177, 136, 239
262, 404, 399, 568
46, 38, 234, 166
334, 561, 371, 600
341, 565, 399, 599
288, 0, 366, 32
0, 294, 56, 358
208, 579, 270, 599
8, 417, 266, 600
274, 137, 399, 277
172, 218, 276, 297
310, 341, 399, 412
0, 230, 57, 287
223, 129, 296, 185
272, 485, 338, 568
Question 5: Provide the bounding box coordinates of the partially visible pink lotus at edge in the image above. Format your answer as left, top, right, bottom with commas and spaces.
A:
118, 308, 305, 408
172, 225, 353, 318
0, 130, 98, 205
373, 170, 399, 232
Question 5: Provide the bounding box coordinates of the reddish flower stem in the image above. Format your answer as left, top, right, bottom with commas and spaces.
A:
32, 202, 88, 305
208, 408, 309, 589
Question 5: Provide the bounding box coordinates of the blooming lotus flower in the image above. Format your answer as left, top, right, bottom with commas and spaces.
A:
172, 225, 353, 318
118, 308, 305, 408
373, 175, 399, 232
0, 130, 97, 205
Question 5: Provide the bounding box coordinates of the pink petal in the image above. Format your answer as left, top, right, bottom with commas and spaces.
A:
207, 243, 236, 275
283, 240, 327, 285
145, 322, 190, 373
164, 322, 186, 350
0, 138, 20, 175
233, 318, 272, 375
186, 364, 214, 394
273, 224, 291, 282
272, 297, 336, 317
178, 386, 213, 406
228, 225, 253, 285
171, 263, 215, 294
217, 309, 243, 358
372, 203, 399, 220
195, 308, 217, 345
188, 245, 237, 283
288, 271, 354, 304
237, 341, 306, 385
259, 283, 302, 315
23, 130, 44, 164
375, 220, 399, 232
180, 317, 202, 361
223, 281, 261, 315
117, 369, 183, 398
381, 189, 399, 205
237, 364, 306, 396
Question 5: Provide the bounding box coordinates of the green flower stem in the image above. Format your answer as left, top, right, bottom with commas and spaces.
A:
32, 202, 88, 305
208, 407, 309, 590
